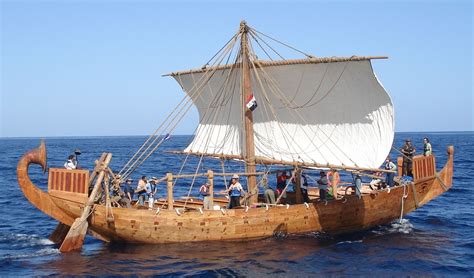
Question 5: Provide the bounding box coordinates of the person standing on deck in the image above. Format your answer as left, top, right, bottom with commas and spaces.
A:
301, 174, 310, 203
64, 155, 77, 170
199, 182, 211, 210
227, 174, 244, 209
400, 139, 416, 177
327, 169, 340, 199
123, 178, 134, 203
147, 177, 158, 209
276, 171, 289, 198
385, 157, 397, 187
260, 177, 276, 204
423, 137, 432, 156
317, 171, 328, 200
136, 176, 148, 206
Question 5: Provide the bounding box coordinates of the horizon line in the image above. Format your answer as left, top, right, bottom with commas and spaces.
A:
1, 130, 473, 140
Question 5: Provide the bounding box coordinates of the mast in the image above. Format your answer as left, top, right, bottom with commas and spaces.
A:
240, 21, 257, 204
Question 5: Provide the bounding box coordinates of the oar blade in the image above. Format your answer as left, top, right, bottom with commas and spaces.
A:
59, 219, 88, 253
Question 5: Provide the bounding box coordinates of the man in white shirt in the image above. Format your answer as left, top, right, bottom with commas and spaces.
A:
64, 155, 77, 170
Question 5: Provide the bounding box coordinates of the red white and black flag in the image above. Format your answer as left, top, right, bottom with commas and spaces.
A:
245, 94, 258, 112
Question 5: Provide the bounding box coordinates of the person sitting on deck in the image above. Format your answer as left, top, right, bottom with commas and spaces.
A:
423, 137, 432, 156
111, 182, 131, 208
199, 182, 211, 210
317, 171, 328, 200
301, 174, 310, 203
227, 174, 244, 209
400, 139, 416, 177
64, 155, 77, 170
260, 177, 276, 204
276, 171, 289, 198
136, 176, 148, 206
369, 172, 384, 190
123, 178, 134, 203
384, 157, 397, 187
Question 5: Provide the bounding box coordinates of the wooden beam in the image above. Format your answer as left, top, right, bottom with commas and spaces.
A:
241, 21, 257, 204
208, 169, 214, 209
163, 56, 389, 77
165, 150, 395, 174
167, 173, 174, 210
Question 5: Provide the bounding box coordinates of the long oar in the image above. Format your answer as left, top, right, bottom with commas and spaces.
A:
59, 153, 112, 253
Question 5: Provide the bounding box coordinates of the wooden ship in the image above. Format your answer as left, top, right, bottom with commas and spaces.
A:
17, 21, 454, 252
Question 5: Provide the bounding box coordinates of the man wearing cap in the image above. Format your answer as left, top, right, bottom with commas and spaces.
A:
123, 178, 134, 203
227, 174, 244, 209
400, 139, 416, 177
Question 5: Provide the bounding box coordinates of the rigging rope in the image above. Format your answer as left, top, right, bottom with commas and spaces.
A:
249, 27, 315, 58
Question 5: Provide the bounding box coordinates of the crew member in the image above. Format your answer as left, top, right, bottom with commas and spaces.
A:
423, 137, 432, 156
400, 139, 416, 177
301, 174, 310, 203
64, 155, 77, 170
317, 171, 328, 200
227, 174, 243, 209
199, 182, 211, 210
123, 178, 134, 202
136, 176, 148, 206
327, 169, 340, 199
385, 157, 397, 187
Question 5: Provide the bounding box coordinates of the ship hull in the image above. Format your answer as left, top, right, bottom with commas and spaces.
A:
18, 142, 454, 244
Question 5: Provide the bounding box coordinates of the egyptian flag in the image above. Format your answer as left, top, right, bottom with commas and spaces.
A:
245, 94, 258, 111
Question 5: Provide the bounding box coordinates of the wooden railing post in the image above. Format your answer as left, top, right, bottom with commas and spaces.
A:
294, 168, 302, 204
207, 169, 214, 209
167, 173, 173, 210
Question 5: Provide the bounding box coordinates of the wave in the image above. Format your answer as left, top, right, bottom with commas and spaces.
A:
0, 233, 54, 248
1, 247, 59, 260
371, 219, 414, 235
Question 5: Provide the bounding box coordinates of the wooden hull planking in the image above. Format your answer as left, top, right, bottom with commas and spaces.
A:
18, 142, 454, 244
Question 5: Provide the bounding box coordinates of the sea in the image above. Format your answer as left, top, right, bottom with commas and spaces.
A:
0, 132, 473, 277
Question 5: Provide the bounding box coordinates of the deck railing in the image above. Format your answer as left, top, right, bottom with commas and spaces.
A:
412, 155, 436, 182
48, 168, 90, 195
397, 155, 436, 182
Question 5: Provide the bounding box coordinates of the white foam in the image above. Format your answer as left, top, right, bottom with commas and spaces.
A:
3, 247, 60, 260
3, 233, 54, 247
336, 240, 363, 245
389, 219, 414, 234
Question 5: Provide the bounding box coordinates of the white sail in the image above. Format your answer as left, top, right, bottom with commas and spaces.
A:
172, 58, 394, 169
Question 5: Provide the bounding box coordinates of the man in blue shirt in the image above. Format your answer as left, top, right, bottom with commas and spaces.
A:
123, 178, 134, 203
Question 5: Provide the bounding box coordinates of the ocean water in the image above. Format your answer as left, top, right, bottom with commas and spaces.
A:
0, 132, 473, 276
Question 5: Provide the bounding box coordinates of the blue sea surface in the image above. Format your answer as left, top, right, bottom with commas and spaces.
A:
0, 132, 473, 276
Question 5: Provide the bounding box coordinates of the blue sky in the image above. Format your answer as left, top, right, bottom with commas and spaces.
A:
1, 0, 472, 137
